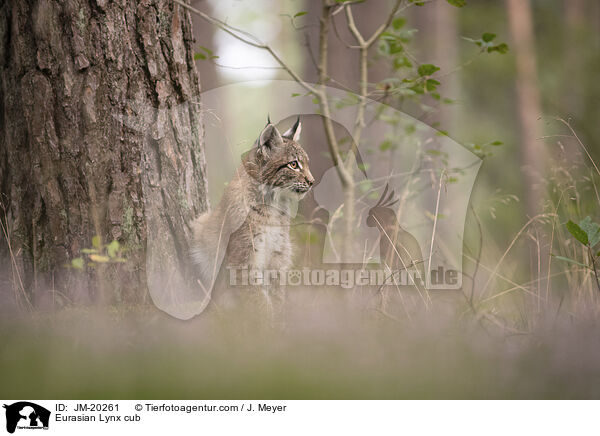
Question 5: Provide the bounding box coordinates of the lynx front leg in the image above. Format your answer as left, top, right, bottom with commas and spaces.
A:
260, 285, 274, 313
260, 271, 286, 327
265, 284, 286, 329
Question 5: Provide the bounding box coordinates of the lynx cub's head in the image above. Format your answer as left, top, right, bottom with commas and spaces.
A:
244, 117, 314, 198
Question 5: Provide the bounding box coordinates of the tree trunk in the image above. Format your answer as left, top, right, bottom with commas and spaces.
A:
0, 0, 208, 309
564, 0, 585, 116
506, 0, 545, 217
433, 0, 459, 132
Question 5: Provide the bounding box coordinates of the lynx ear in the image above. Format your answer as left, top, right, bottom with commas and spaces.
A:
282, 117, 302, 142
258, 123, 284, 151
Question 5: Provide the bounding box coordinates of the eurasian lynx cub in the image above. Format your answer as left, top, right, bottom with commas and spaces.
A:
190, 118, 314, 301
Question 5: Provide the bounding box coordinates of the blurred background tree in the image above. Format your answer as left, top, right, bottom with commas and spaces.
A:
184, 0, 600, 315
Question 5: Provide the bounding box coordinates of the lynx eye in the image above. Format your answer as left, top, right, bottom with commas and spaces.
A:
287, 161, 300, 170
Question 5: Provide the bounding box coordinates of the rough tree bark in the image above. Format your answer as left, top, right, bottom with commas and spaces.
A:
0, 0, 208, 308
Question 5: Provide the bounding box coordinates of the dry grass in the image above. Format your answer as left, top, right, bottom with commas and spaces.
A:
2, 122, 600, 399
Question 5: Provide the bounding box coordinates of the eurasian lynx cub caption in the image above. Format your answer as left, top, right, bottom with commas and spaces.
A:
190, 118, 314, 297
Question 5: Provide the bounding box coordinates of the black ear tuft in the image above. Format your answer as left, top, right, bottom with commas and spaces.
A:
282, 117, 302, 141
258, 123, 284, 152
267, 114, 272, 126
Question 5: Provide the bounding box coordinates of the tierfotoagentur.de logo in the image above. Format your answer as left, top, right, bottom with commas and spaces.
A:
3, 402, 50, 434
122, 80, 481, 320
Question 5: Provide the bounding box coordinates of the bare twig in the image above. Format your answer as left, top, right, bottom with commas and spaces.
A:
173, 0, 318, 95
302, 32, 320, 75
348, 0, 403, 49
316, 3, 353, 188
331, 12, 360, 49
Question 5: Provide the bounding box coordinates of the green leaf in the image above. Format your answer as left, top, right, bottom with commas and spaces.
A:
551, 254, 591, 269
198, 46, 213, 56
491, 140, 503, 146
446, 0, 466, 7
488, 43, 509, 54
409, 82, 425, 94
482, 32, 496, 42
194, 53, 207, 60
579, 216, 600, 247
388, 41, 403, 54
392, 17, 406, 30
81, 248, 98, 254
417, 64, 440, 77
393, 56, 412, 69
426, 78, 440, 91
92, 235, 101, 249
71, 258, 84, 270
89, 254, 110, 263
291, 93, 301, 97
107, 240, 120, 258
566, 220, 589, 245
357, 162, 370, 172
379, 140, 393, 151
293, 11, 307, 18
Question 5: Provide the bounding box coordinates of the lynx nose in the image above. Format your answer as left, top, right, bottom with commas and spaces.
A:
305, 170, 315, 186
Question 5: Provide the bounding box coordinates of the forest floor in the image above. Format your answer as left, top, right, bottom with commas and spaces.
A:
2, 288, 600, 399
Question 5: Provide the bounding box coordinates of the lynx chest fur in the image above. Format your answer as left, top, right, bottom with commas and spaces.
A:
227, 203, 292, 271
190, 118, 314, 292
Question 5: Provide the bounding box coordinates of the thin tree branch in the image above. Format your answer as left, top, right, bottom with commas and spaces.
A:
343, 4, 369, 165
173, 0, 318, 95
331, 13, 361, 49
365, 0, 402, 48
303, 32, 320, 75
345, 0, 403, 49
344, 4, 366, 46
317, 2, 352, 187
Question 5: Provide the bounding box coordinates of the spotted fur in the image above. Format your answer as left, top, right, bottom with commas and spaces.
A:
190, 118, 314, 298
